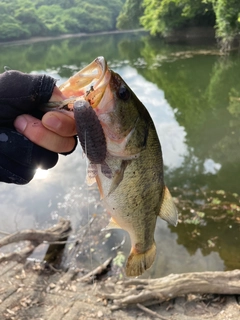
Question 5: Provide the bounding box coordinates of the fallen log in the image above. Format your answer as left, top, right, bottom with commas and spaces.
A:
0, 219, 71, 264
98, 269, 240, 310
0, 245, 35, 263
0, 219, 71, 247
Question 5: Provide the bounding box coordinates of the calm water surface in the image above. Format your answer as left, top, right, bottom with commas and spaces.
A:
0, 32, 240, 277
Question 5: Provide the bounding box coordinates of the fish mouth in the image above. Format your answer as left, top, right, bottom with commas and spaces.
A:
59, 56, 111, 109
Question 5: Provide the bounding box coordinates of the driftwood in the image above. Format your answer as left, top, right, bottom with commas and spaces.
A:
1, 217, 240, 319
98, 269, 240, 310
0, 245, 35, 263
0, 219, 71, 263
0, 219, 71, 247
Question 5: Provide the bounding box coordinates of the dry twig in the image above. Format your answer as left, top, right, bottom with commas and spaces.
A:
79, 257, 113, 282
137, 303, 169, 319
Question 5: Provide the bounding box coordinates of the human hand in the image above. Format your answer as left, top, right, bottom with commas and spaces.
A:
14, 86, 77, 154
0, 70, 77, 184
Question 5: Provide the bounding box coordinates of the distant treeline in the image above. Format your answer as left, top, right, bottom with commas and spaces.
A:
117, 0, 240, 48
0, 0, 124, 41
1, 0, 240, 48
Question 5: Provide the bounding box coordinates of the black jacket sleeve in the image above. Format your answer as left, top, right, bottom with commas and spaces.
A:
0, 70, 56, 127
0, 71, 58, 184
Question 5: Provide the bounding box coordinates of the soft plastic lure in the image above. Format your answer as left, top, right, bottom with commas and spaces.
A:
73, 100, 106, 164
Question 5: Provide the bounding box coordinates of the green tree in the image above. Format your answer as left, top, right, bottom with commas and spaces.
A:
140, 0, 214, 36
36, 5, 67, 34
210, 0, 240, 48
0, 0, 124, 41
15, 7, 47, 36
0, 14, 30, 40
117, 0, 144, 29
139, 0, 239, 48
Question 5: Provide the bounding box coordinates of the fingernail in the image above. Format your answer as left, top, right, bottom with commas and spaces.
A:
14, 116, 27, 133
43, 114, 61, 130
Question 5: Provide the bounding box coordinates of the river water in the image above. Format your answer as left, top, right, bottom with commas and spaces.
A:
0, 31, 240, 278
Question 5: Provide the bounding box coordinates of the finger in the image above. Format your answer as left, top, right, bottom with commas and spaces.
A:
14, 114, 76, 153
0, 127, 58, 184
50, 86, 67, 101
42, 111, 76, 137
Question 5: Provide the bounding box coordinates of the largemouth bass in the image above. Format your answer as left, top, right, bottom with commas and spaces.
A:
50, 57, 178, 277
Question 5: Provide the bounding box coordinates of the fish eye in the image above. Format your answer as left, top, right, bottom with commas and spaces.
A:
118, 85, 131, 101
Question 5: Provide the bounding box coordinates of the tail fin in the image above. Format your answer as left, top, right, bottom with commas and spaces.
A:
125, 242, 156, 277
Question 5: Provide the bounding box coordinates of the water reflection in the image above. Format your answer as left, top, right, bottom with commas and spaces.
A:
0, 32, 240, 277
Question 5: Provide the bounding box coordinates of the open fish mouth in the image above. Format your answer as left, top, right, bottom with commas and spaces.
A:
57, 56, 111, 110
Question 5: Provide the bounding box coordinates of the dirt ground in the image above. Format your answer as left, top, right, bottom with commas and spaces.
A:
0, 260, 240, 320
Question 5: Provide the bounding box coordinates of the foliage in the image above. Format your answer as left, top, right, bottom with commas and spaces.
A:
210, 0, 240, 48
116, 0, 145, 30
0, 0, 124, 41
138, 0, 240, 46
140, 0, 215, 36
1, 0, 240, 46
0, 14, 30, 41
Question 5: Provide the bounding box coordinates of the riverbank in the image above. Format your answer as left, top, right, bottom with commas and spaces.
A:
1, 260, 240, 320
0, 29, 146, 47
1, 27, 239, 49
0, 27, 218, 48
165, 26, 216, 44
1, 217, 240, 320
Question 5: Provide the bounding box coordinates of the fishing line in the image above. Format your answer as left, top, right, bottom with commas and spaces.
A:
84, 129, 95, 285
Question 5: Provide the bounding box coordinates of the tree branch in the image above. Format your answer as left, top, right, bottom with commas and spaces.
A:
0, 219, 71, 248
98, 270, 240, 309
0, 219, 72, 264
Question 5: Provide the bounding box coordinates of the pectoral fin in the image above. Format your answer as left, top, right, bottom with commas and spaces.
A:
159, 186, 178, 226
108, 160, 130, 196
95, 175, 105, 199
86, 163, 97, 186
